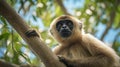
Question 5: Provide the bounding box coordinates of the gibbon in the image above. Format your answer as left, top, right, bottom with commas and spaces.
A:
49, 15, 120, 67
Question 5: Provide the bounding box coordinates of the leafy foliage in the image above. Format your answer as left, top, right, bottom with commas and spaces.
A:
0, 0, 120, 66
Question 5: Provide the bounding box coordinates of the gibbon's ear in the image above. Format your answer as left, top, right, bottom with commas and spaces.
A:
79, 22, 82, 30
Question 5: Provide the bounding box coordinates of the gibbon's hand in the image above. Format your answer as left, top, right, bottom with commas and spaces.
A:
58, 55, 74, 67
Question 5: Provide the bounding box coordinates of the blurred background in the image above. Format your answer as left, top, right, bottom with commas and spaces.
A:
0, 0, 120, 66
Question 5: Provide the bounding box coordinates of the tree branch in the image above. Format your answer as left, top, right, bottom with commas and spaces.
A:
100, 10, 115, 41
0, 0, 65, 67
100, 0, 120, 41
0, 59, 37, 67
55, 0, 71, 15
112, 32, 120, 47
0, 60, 18, 67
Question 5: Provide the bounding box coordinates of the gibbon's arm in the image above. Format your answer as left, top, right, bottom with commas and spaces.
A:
53, 45, 63, 55
59, 34, 117, 67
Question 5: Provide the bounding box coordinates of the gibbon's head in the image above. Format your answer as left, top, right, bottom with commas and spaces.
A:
49, 15, 83, 44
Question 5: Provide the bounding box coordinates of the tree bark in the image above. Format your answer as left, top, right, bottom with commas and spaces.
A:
0, 0, 65, 67
0, 60, 18, 67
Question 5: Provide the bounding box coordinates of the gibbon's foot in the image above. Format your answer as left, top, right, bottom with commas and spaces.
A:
58, 55, 73, 67
25, 30, 39, 37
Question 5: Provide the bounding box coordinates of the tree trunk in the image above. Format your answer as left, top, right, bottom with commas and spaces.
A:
0, 0, 65, 67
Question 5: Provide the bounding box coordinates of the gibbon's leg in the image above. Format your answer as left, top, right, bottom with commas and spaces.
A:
58, 55, 113, 67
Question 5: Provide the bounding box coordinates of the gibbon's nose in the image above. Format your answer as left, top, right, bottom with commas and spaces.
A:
62, 24, 67, 28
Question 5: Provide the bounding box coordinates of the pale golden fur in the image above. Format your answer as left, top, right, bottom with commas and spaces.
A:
49, 15, 120, 67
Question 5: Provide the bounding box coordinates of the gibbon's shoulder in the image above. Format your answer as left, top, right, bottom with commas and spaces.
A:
83, 33, 118, 56
82, 33, 102, 44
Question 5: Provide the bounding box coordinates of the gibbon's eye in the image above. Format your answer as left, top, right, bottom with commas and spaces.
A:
64, 20, 73, 30
56, 21, 63, 31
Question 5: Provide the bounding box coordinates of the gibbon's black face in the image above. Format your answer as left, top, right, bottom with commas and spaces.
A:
56, 19, 73, 38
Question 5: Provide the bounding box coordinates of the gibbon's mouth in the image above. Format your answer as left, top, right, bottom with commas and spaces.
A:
60, 29, 72, 38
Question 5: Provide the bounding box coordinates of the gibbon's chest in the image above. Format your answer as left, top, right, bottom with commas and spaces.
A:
59, 43, 91, 59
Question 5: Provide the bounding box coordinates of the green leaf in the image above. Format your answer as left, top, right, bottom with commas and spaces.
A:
0, 33, 10, 40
